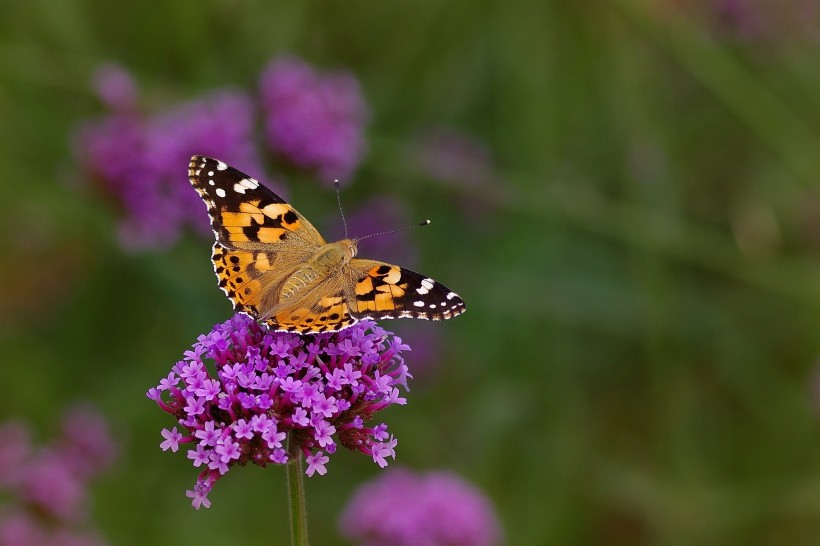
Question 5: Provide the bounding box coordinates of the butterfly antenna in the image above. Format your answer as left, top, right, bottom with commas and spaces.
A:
335, 180, 349, 239
356, 220, 431, 242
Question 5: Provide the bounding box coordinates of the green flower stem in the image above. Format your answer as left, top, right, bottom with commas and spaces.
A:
287, 446, 309, 546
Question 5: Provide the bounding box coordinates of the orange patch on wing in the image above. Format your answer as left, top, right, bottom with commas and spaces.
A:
261, 203, 290, 218
367, 264, 402, 284
374, 292, 396, 310
355, 277, 374, 295
389, 284, 406, 297
383, 267, 401, 284
254, 253, 271, 270
222, 210, 258, 226
255, 227, 287, 243
224, 226, 251, 243
320, 295, 344, 307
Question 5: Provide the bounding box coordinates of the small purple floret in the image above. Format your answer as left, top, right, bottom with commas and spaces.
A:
149, 315, 411, 509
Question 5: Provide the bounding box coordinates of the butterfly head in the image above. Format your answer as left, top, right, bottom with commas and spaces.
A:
341, 238, 358, 259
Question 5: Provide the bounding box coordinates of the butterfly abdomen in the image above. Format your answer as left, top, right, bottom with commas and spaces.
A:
280, 265, 320, 300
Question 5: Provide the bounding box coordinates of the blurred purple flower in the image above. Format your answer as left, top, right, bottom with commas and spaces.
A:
711, 0, 819, 42
260, 56, 369, 184
715, 0, 767, 39
19, 449, 86, 522
59, 404, 120, 480
148, 314, 412, 509
410, 127, 498, 190
339, 468, 503, 546
0, 422, 29, 489
92, 63, 138, 112
0, 509, 107, 546
74, 65, 266, 250
0, 404, 117, 545
408, 127, 502, 228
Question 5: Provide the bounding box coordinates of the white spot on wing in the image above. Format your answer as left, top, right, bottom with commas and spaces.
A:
208, 179, 215, 186
413, 301, 424, 307
216, 161, 228, 171
233, 183, 247, 194
417, 278, 435, 295
215, 188, 227, 198
208, 171, 214, 176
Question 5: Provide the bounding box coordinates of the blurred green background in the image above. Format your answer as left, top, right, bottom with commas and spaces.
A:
4, 0, 820, 544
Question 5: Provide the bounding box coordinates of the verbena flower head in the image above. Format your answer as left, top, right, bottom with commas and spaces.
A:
0, 405, 117, 545
259, 56, 369, 184
339, 468, 503, 546
148, 314, 411, 509
74, 66, 262, 249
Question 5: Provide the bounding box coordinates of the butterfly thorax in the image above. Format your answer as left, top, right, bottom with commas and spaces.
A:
279, 239, 358, 301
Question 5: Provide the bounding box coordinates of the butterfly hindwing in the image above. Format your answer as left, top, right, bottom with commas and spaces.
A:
268, 285, 358, 334
347, 260, 466, 322
211, 242, 273, 316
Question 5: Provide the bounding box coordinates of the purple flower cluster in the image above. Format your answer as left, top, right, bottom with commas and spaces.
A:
260, 56, 370, 184
75, 56, 369, 249
74, 65, 262, 249
147, 314, 411, 509
0, 405, 118, 546
339, 468, 503, 546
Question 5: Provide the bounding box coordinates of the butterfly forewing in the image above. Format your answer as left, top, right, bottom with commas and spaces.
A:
188, 156, 325, 249
189, 156, 466, 333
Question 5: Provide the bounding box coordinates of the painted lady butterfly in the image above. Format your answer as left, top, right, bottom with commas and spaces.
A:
188, 156, 466, 333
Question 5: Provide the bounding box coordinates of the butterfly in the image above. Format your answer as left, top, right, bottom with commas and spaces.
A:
188, 156, 466, 334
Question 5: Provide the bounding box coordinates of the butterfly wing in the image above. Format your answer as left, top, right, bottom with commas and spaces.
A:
189, 156, 324, 317
189, 156, 325, 249
264, 279, 359, 334
345, 259, 467, 321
